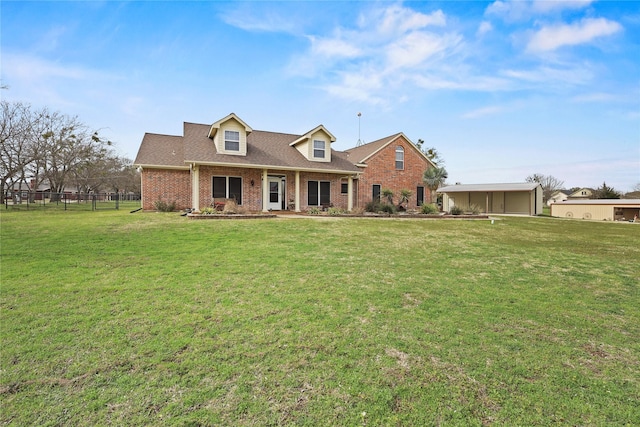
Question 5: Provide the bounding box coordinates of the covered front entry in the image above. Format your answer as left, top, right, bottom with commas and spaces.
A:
267, 176, 286, 211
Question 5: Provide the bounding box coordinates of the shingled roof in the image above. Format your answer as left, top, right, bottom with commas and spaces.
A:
135, 134, 186, 169
343, 132, 436, 168
134, 121, 360, 174
343, 133, 403, 164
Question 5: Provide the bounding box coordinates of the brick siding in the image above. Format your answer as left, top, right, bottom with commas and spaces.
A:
141, 169, 191, 210
355, 136, 432, 209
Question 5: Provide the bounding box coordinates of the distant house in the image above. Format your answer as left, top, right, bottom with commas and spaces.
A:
568, 188, 593, 199
547, 190, 570, 206
134, 113, 435, 212
550, 199, 640, 221
344, 133, 436, 209
438, 182, 543, 216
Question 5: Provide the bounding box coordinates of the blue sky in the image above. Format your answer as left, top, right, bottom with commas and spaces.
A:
2, 0, 639, 192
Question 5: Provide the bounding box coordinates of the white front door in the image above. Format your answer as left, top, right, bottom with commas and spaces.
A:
267, 177, 282, 210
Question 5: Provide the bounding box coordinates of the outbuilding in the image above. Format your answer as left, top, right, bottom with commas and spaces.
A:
439, 182, 543, 216
550, 199, 640, 221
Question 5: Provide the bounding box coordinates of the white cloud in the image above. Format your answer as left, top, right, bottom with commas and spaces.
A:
385, 32, 460, 70
309, 36, 362, 58
486, 0, 594, 21
221, 7, 300, 34
374, 5, 446, 35
527, 18, 622, 52
531, 0, 594, 14
502, 64, 594, 86
412, 74, 513, 92
477, 21, 493, 37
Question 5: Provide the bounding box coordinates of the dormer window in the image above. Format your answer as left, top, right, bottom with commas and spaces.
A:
395, 146, 404, 170
225, 130, 240, 151
313, 140, 326, 159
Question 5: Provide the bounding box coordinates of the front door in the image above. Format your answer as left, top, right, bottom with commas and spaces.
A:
268, 177, 282, 210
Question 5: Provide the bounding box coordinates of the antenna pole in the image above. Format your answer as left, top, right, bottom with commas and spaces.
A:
356, 112, 363, 147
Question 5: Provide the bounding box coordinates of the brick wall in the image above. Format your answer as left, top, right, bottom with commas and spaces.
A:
141, 169, 191, 210
143, 166, 356, 212
355, 136, 432, 209
198, 167, 349, 211
198, 166, 263, 211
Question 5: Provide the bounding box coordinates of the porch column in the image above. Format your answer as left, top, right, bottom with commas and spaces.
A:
295, 171, 301, 212
347, 175, 354, 211
262, 169, 269, 212
485, 192, 489, 214
191, 164, 200, 210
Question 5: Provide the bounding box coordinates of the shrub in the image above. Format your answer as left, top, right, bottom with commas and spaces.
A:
308, 207, 322, 215
420, 203, 438, 214
327, 207, 346, 216
382, 188, 394, 205
399, 189, 412, 210
450, 205, 463, 215
200, 207, 216, 215
379, 203, 397, 214
351, 207, 365, 215
365, 200, 381, 213
223, 199, 238, 214
468, 204, 481, 215
154, 200, 176, 212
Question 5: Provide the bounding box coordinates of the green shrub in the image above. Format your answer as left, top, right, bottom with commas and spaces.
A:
154, 200, 176, 212
365, 200, 381, 213
308, 207, 322, 215
379, 203, 397, 214
420, 203, 438, 214
200, 207, 216, 215
327, 207, 346, 216
450, 205, 463, 215
382, 189, 394, 205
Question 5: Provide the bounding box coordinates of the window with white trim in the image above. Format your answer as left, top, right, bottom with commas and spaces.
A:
313, 140, 326, 159
308, 181, 330, 206
224, 130, 240, 151
212, 176, 242, 204
395, 146, 404, 170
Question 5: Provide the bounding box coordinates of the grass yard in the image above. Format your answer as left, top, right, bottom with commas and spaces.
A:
1, 210, 638, 426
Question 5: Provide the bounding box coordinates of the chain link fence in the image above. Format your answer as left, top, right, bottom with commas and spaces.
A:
4, 191, 141, 211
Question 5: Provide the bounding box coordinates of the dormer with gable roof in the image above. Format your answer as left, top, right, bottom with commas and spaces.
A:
207, 113, 252, 156
289, 125, 335, 163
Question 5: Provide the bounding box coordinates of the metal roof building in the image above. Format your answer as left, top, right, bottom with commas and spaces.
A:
438, 182, 543, 215
550, 199, 640, 221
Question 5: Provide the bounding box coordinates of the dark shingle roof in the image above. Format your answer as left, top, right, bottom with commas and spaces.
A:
134, 133, 186, 168
343, 133, 402, 164
135, 121, 360, 174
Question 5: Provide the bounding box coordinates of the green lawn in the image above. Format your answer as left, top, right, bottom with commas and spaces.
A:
1, 211, 638, 426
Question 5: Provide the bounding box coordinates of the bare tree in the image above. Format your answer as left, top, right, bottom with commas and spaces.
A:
1, 100, 126, 200
0, 101, 42, 198
526, 173, 564, 202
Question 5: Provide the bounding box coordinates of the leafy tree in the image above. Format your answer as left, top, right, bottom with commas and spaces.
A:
526, 173, 564, 202
593, 182, 621, 199
423, 165, 448, 204
415, 139, 444, 166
